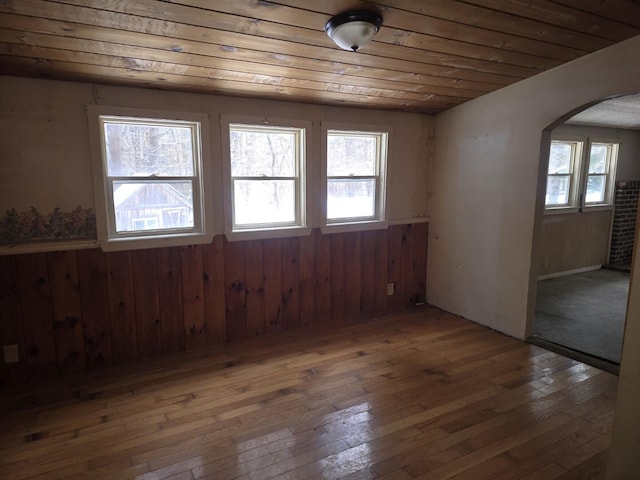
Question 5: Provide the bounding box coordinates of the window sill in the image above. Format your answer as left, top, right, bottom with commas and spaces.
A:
225, 226, 312, 242
544, 206, 579, 215
321, 220, 388, 234
583, 204, 614, 212
99, 232, 214, 252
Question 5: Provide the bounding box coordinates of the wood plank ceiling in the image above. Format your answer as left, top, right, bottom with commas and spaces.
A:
0, 0, 639, 114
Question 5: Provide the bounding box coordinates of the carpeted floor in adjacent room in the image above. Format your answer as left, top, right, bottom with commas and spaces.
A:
533, 268, 629, 364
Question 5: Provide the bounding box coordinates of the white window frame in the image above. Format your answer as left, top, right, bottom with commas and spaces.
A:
544, 136, 619, 215
544, 137, 584, 213
582, 139, 619, 210
321, 124, 389, 232
88, 106, 214, 251
221, 116, 311, 241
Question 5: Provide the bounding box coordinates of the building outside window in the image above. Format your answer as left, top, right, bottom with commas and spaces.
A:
88, 107, 212, 249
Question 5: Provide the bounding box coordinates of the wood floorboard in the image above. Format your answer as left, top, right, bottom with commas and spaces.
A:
0, 306, 617, 479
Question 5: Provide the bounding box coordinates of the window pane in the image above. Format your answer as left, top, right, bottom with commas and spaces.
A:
586, 175, 606, 203
589, 144, 608, 174
112, 181, 194, 232
104, 122, 194, 176
327, 179, 376, 219
548, 142, 572, 174
230, 128, 296, 177
327, 134, 377, 176
545, 175, 570, 205
234, 180, 295, 225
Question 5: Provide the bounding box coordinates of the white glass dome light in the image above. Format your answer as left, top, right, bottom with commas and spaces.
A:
325, 11, 383, 52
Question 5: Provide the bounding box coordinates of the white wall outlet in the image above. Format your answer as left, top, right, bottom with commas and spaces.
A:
387, 282, 395, 296
3, 344, 19, 364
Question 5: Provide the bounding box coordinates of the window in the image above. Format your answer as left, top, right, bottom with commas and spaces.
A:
89, 107, 212, 249
584, 141, 619, 206
326, 129, 387, 223
545, 139, 582, 208
544, 137, 619, 212
228, 124, 305, 230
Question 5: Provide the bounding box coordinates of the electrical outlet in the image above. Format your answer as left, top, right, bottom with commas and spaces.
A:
3, 344, 19, 364
387, 282, 395, 296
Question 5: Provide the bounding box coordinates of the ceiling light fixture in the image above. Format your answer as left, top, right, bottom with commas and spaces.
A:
325, 11, 383, 52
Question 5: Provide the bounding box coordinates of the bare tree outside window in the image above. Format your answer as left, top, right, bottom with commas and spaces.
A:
229, 124, 304, 228
326, 130, 387, 222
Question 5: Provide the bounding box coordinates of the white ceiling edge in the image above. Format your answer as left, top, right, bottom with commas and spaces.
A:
566, 93, 640, 130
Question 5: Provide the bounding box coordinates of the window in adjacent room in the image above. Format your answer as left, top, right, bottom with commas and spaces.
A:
583, 141, 619, 207
326, 129, 387, 223
228, 123, 305, 230
545, 139, 583, 209
89, 107, 212, 249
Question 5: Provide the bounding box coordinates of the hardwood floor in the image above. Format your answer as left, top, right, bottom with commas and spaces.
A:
0, 306, 617, 480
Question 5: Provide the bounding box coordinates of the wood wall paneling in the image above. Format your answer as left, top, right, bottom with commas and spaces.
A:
344, 231, 362, 320
180, 245, 206, 350
105, 251, 137, 364
244, 240, 265, 338
263, 238, 283, 333
156, 246, 186, 355
224, 239, 247, 342
373, 228, 389, 313
400, 224, 415, 306
76, 248, 112, 368
46, 250, 85, 374
298, 232, 316, 327
281, 237, 300, 330
538, 211, 612, 276
315, 230, 332, 325
360, 230, 376, 316
131, 249, 161, 360
412, 223, 428, 304
0, 255, 27, 384
387, 225, 405, 312
0, 226, 428, 385
330, 233, 348, 322
15, 253, 57, 379
202, 236, 226, 344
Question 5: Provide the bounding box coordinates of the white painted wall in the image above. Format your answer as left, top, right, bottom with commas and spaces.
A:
619, 129, 640, 181
428, 34, 640, 339
608, 199, 640, 479
0, 75, 432, 242
0, 78, 95, 212
428, 34, 640, 478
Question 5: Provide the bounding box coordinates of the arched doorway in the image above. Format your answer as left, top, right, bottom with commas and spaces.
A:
527, 94, 640, 372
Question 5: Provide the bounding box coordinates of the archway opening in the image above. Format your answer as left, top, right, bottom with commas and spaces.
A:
527, 94, 640, 373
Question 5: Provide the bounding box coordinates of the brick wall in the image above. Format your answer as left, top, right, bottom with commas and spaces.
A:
610, 181, 640, 266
